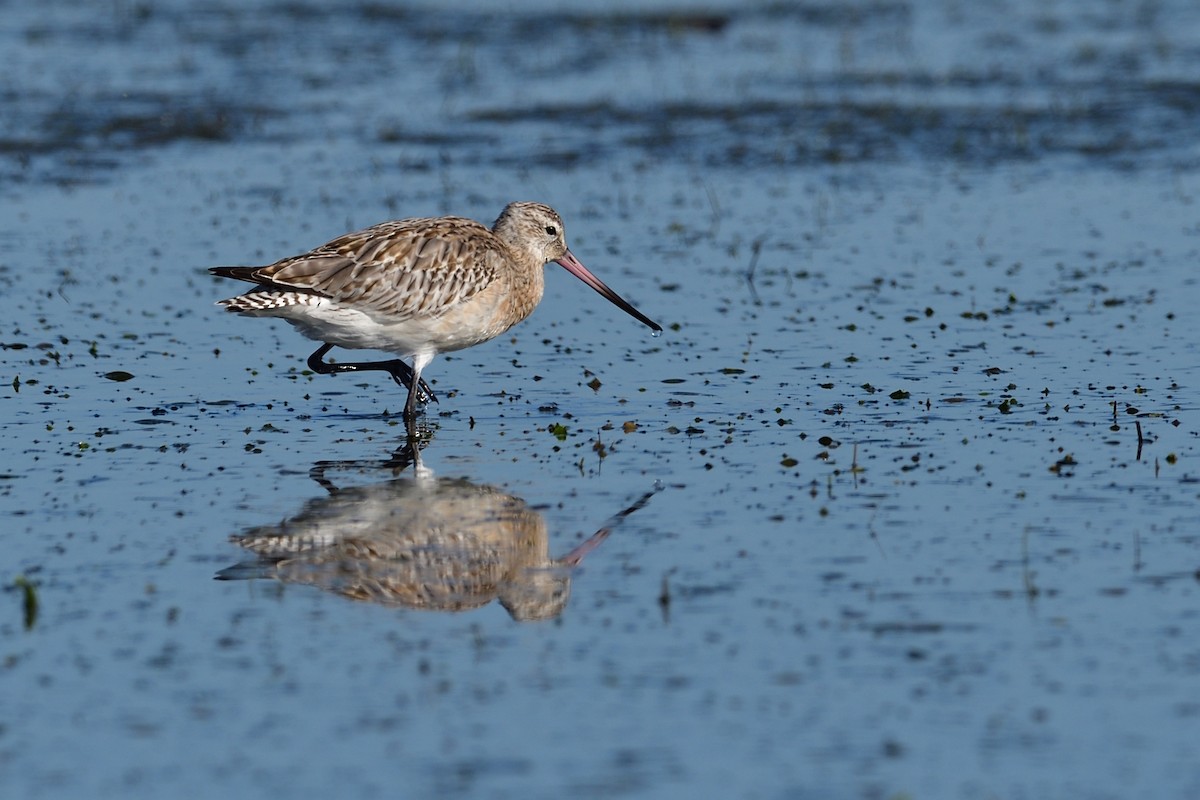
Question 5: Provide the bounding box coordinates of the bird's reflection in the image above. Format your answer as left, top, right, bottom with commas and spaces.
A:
216, 442, 657, 621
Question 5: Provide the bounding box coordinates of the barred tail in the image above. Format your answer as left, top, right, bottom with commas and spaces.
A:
216, 291, 321, 313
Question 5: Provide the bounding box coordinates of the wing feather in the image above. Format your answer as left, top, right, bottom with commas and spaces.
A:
224, 217, 504, 320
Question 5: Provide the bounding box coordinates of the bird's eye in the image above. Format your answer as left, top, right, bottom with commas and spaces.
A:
545, 225, 557, 236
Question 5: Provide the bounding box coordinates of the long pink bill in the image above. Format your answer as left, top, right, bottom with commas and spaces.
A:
555, 250, 662, 333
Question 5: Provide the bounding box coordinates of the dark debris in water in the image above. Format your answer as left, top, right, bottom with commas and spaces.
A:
6, 0, 1200, 186
1, 91, 279, 186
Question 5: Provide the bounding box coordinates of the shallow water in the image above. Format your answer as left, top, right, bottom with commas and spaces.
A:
4, 1, 1200, 798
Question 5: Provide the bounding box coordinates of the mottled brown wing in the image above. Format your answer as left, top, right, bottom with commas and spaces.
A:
247, 217, 503, 320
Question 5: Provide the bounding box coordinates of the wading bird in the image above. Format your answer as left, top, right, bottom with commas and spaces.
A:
211, 202, 661, 425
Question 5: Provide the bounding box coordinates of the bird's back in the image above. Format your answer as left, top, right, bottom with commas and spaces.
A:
211, 216, 511, 322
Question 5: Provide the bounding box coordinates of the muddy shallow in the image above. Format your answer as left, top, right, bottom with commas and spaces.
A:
4, 1, 1200, 798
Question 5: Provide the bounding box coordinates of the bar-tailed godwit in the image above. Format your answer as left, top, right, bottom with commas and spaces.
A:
211, 202, 661, 423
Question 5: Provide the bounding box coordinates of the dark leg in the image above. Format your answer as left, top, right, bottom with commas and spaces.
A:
404, 355, 432, 432
405, 379, 420, 426
306, 343, 438, 404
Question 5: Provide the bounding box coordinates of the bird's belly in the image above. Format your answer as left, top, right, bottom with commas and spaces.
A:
266, 296, 528, 357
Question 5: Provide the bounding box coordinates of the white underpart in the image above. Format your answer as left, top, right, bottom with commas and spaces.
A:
222, 292, 505, 358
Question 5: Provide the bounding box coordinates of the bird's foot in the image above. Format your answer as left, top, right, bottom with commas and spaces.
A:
386, 367, 437, 405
